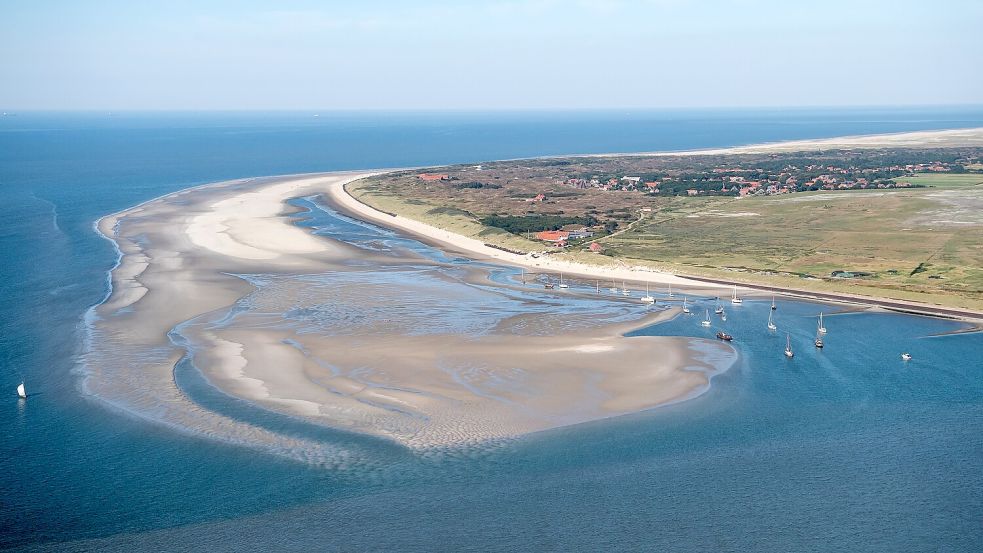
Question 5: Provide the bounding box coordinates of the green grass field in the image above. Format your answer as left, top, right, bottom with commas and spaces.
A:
599, 174, 983, 309
348, 173, 983, 310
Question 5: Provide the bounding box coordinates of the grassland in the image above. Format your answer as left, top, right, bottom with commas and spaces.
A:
348, 170, 983, 311
600, 174, 983, 310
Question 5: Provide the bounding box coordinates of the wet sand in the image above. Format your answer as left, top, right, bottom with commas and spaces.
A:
87, 172, 728, 454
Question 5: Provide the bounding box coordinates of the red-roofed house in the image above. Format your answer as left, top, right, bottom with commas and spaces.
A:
535, 230, 570, 243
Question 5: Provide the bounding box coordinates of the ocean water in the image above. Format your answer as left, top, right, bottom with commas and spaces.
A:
1, 108, 982, 551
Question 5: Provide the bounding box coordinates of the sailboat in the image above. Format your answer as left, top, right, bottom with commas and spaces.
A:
520, 269, 525, 284
640, 282, 655, 303
17, 382, 26, 399
667, 283, 674, 298
771, 295, 777, 310
622, 281, 630, 296
701, 309, 712, 327
720, 308, 727, 321
558, 272, 569, 288
609, 280, 618, 293
714, 297, 724, 314
682, 296, 691, 314
817, 312, 827, 334
784, 334, 794, 358
731, 285, 742, 304
596, 280, 600, 294
767, 310, 777, 330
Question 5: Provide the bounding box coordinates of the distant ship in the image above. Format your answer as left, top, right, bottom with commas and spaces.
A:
17, 382, 26, 399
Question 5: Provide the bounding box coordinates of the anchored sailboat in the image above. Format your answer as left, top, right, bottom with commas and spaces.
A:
622, 281, 630, 296
701, 309, 712, 327
682, 296, 691, 314
731, 285, 742, 304
609, 280, 618, 293
558, 272, 569, 288
640, 282, 655, 303
17, 382, 26, 399
767, 310, 777, 330
784, 334, 794, 358
714, 298, 724, 314
667, 283, 674, 298
720, 308, 727, 321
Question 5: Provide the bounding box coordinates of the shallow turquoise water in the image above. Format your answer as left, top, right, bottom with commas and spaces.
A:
1, 109, 981, 551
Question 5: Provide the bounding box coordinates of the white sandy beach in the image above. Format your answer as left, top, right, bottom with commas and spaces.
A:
88, 171, 728, 454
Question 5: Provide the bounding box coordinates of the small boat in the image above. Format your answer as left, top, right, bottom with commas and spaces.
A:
771, 295, 777, 310
767, 310, 777, 331
682, 296, 691, 314
817, 312, 827, 334
731, 285, 742, 304
544, 276, 555, 289
716, 331, 733, 341
784, 334, 794, 358
714, 298, 724, 314
622, 281, 630, 296
901, 353, 912, 361
609, 280, 618, 293
701, 309, 712, 327
558, 272, 569, 289
667, 283, 674, 298
640, 282, 655, 303
17, 382, 26, 399
814, 334, 824, 348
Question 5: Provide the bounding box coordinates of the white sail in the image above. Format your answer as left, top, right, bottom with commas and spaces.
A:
731, 285, 742, 304
767, 310, 776, 330
640, 282, 655, 303
701, 309, 712, 327
17, 382, 26, 398
818, 312, 826, 334
682, 296, 691, 313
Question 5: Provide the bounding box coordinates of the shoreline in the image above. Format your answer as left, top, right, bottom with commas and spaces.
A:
325, 126, 983, 324
80, 125, 982, 457
85, 171, 730, 453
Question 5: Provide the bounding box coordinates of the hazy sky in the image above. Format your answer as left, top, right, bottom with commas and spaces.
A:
2, 0, 981, 110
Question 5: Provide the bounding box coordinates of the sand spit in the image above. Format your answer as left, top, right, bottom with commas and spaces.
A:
86, 172, 729, 455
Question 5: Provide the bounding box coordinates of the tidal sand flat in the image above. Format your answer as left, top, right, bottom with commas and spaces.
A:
86, 172, 732, 456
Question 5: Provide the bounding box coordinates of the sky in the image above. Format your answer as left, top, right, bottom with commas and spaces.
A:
1, 0, 981, 110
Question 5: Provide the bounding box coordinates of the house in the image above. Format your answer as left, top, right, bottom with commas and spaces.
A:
418, 173, 449, 181
589, 242, 604, 253
621, 176, 642, 185
535, 230, 570, 242
560, 224, 594, 239
686, 189, 699, 196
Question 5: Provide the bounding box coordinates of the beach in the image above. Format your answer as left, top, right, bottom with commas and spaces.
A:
88, 171, 731, 454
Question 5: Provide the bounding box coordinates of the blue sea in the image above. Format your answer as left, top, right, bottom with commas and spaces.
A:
1, 108, 982, 551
